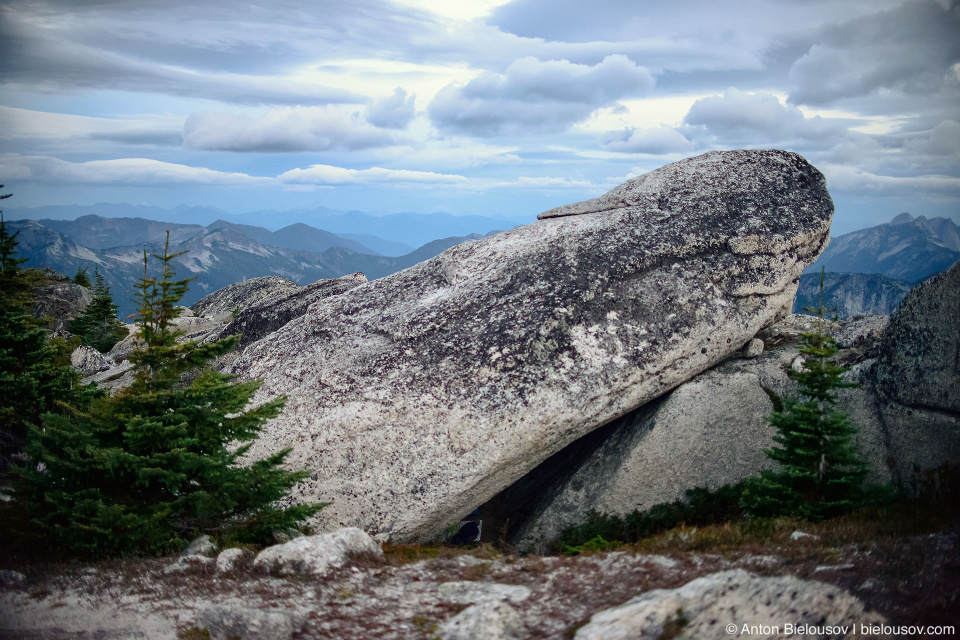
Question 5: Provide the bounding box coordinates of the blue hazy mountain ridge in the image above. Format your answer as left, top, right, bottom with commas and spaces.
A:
335, 233, 414, 257
804, 213, 960, 283
6, 202, 525, 249
207, 220, 380, 255
6, 217, 498, 319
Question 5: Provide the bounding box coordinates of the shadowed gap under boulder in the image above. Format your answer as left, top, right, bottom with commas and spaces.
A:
475, 398, 663, 545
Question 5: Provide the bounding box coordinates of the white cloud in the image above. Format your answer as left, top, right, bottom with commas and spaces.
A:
277, 164, 468, 186
822, 163, 960, 195
182, 107, 396, 152
0, 106, 183, 146
0, 153, 268, 185
365, 88, 417, 129
428, 55, 654, 136
605, 125, 695, 155
682, 89, 849, 145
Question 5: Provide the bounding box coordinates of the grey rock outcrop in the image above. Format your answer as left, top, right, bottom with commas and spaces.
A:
875, 260, 959, 414
215, 272, 367, 347
873, 261, 960, 488
252, 527, 382, 576
574, 569, 884, 639
31, 277, 92, 335
230, 150, 832, 541
70, 345, 109, 376
191, 275, 303, 321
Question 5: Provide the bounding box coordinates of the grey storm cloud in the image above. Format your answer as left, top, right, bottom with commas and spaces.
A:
428, 54, 654, 137
366, 88, 417, 130
181, 107, 396, 153
788, 0, 960, 106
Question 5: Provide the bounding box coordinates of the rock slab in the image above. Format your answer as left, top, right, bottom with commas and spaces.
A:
574, 569, 884, 639
231, 150, 833, 541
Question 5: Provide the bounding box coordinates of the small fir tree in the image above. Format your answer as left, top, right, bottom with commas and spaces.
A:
0, 192, 99, 479
69, 268, 128, 352
16, 233, 323, 557
741, 269, 869, 520
72, 267, 91, 287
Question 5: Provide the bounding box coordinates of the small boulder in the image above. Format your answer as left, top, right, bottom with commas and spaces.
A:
0, 570, 26, 587
742, 338, 764, 358
181, 534, 217, 557
197, 605, 297, 640
791, 531, 819, 541
215, 548, 248, 574
439, 600, 523, 640
252, 527, 381, 576
70, 345, 109, 376
164, 555, 214, 574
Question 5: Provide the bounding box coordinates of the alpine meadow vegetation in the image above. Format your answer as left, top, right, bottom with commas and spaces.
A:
11, 233, 323, 557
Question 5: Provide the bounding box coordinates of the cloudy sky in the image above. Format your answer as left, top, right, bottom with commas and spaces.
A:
1, 0, 958, 234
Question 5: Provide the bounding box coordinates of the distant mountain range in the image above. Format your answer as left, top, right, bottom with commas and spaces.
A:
804, 212, 960, 283
7, 215, 497, 318
796, 213, 959, 319
4, 203, 525, 251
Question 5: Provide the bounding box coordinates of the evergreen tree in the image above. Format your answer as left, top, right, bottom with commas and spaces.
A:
16, 233, 323, 557
69, 268, 128, 352
72, 267, 91, 287
741, 269, 869, 520
1, 190, 98, 478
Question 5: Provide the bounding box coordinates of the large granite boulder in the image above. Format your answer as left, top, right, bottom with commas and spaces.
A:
231, 150, 833, 541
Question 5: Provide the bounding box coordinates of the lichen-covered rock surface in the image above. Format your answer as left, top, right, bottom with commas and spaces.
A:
190, 275, 303, 321
873, 260, 960, 487
212, 272, 367, 347
875, 260, 959, 414
231, 149, 833, 541
574, 569, 884, 640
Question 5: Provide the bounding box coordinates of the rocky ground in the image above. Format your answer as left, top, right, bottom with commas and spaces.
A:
2, 519, 958, 640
